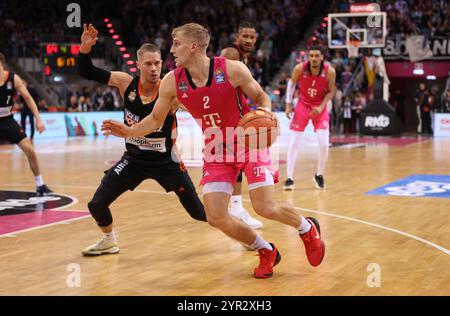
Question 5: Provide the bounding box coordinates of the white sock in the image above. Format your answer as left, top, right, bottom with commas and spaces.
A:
104, 230, 116, 241
249, 235, 273, 251
230, 195, 243, 210
35, 175, 44, 187
297, 217, 312, 235
316, 129, 329, 176
287, 131, 303, 179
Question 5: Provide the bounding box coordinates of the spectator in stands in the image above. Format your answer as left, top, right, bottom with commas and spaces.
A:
264, 86, 278, 111
252, 61, 264, 86
333, 84, 343, 133
352, 92, 365, 134
92, 86, 104, 111
441, 88, 450, 113
331, 51, 345, 70
421, 86, 433, 135
343, 95, 352, 134
67, 95, 79, 112
341, 65, 353, 94
163, 54, 176, 73
446, 71, 450, 90
277, 73, 289, 106
78, 96, 92, 112
419, 8, 433, 48
100, 87, 115, 111
415, 83, 428, 133
38, 99, 49, 112
434, 16, 450, 36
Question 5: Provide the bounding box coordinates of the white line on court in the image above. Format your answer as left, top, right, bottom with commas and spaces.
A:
1, 182, 449, 256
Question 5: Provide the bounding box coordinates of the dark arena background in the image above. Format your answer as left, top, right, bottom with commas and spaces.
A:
0, 0, 449, 307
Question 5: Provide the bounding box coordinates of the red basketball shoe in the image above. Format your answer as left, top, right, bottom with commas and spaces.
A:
254, 243, 281, 279
300, 217, 325, 267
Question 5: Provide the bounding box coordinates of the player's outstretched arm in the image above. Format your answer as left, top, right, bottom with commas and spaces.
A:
79, 23, 132, 96
101, 71, 176, 138
227, 59, 271, 111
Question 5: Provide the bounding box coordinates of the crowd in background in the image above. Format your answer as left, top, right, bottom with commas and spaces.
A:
3, 0, 450, 135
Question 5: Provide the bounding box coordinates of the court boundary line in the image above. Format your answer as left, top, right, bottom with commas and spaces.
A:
1, 183, 449, 256
0, 214, 91, 237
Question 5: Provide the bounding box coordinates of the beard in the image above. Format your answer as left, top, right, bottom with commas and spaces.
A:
239, 44, 253, 53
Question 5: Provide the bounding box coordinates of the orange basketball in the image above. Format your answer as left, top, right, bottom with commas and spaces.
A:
237, 109, 280, 149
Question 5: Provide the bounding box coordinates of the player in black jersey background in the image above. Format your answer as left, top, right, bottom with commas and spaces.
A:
0, 52, 53, 196
220, 22, 263, 230
78, 24, 206, 256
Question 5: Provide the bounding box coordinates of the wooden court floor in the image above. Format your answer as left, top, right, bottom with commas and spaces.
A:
0, 136, 449, 295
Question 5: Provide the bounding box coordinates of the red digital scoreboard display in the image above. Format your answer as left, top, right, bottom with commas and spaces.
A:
42, 43, 80, 76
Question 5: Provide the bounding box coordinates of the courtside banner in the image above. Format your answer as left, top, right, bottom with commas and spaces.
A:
14, 112, 123, 138
13, 111, 316, 140
366, 175, 450, 198
434, 113, 450, 137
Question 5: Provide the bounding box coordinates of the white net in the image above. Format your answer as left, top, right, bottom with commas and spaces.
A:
346, 41, 361, 58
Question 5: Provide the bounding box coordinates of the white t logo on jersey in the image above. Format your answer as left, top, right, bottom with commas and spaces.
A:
308, 88, 318, 97
203, 113, 222, 128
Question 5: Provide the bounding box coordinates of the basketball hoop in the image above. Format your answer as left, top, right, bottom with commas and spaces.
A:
346, 40, 361, 58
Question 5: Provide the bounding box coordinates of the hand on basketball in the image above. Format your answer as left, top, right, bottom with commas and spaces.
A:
285, 102, 293, 119
101, 120, 132, 138
256, 106, 271, 113
36, 119, 45, 134
80, 24, 99, 51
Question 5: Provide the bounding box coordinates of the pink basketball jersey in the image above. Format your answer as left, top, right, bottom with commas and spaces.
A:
298, 61, 329, 107
174, 57, 249, 158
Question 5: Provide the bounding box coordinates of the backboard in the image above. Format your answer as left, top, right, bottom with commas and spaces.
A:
327, 10, 387, 54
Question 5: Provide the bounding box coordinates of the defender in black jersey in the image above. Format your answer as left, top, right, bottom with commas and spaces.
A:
78, 24, 206, 256
220, 22, 262, 230
0, 53, 53, 196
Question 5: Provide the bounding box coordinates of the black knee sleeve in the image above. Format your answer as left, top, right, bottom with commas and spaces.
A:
176, 190, 207, 222
236, 170, 243, 182
88, 198, 113, 227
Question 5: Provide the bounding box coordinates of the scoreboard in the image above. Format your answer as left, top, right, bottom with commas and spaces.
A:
42, 43, 80, 76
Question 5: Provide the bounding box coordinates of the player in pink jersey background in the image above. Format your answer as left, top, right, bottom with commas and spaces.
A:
102, 23, 325, 279
284, 46, 336, 191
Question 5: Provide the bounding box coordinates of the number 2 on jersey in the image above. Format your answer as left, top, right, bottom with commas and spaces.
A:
203, 96, 210, 109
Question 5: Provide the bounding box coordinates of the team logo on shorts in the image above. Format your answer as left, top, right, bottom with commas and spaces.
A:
0, 190, 87, 236
215, 69, 225, 84
179, 81, 189, 92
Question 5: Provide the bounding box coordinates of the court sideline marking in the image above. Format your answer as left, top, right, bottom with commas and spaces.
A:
0, 183, 449, 256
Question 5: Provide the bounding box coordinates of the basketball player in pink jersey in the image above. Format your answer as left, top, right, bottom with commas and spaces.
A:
284, 46, 336, 190
102, 23, 325, 279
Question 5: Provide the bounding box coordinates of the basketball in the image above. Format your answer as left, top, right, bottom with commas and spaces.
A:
237, 109, 280, 149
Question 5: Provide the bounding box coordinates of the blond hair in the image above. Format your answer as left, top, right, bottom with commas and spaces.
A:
136, 43, 161, 60
172, 23, 210, 51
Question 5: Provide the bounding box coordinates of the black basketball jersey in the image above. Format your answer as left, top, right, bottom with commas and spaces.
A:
123, 76, 177, 164
0, 71, 15, 118
232, 44, 247, 64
